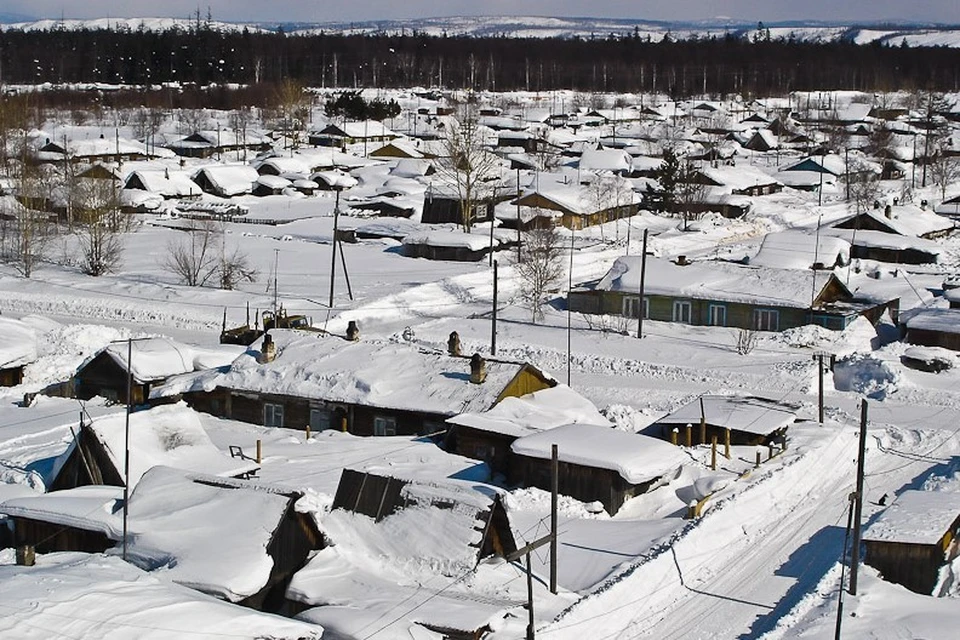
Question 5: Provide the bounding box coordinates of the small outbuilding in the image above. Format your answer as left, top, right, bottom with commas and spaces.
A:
0, 317, 37, 387
864, 490, 960, 594
650, 395, 796, 447
509, 424, 686, 515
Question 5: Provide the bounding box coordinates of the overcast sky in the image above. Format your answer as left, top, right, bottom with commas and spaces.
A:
2, 0, 958, 24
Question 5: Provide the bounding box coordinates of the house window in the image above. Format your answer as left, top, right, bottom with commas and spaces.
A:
623, 296, 649, 319
309, 409, 332, 432
707, 304, 727, 327
754, 309, 780, 332
673, 300, 692, 324
263, 403, 284, 427
373, 416, 397, 436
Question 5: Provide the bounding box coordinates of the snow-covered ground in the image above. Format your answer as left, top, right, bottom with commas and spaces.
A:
2, 89, 960, 639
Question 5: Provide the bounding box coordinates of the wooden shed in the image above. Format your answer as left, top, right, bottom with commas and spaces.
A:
331, 468, 516, 561
4, 486, 121, 554
651, 395, 797, 447
864, 490, 960, 594
903, 309, 960, 352
509, 424, 686, 515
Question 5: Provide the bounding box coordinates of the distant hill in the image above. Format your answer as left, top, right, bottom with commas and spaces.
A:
2, 15, 959, 47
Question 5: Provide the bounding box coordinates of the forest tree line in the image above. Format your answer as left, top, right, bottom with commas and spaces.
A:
0, 25, 957, 99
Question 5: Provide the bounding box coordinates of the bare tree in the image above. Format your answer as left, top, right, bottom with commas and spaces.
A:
272, 80, 309, 150
164, 218, 258, 289
435, 102, 501, 232
164, 218, 220, 286
3, 162, 56, 278
516, 224, 566, 323
676, 159, 707, 231
847, 160, 881, 215
929, 147, 960, 202
73, 178, 127, 276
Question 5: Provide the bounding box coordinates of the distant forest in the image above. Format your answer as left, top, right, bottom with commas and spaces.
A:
0, 25, 958, 99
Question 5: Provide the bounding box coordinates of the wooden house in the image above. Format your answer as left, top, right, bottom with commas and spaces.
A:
165, 130, 271, 158
509, 424, 687, 515
3, 467, 323, 612
401, 229, 515, 262
191, 164, 259, 198
650, 395, 796, 447
569, 256, 889, 332
49, 404, 259, 491
864, 490, 960, 594
288, 471, 518, 636
446, 384, 611, 477
74, 337, 243, 405
331, 468, 516, 559
0, 317, 36, 387
903, 309, 960, 351
123, 169, 201, 199
514, 181, 640, 231
2, 486, 121, 554
151, 330, 556, 438
309, 121, 398, 147
831, 207, 955, 241
827, 229, 943, 265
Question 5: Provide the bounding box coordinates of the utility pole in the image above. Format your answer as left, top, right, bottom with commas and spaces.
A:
636, 228, 648, 339
506, 450, 561, 638
566, 227, 574, 386
834, 493, 856, 640
491, 260, 498, 356
516, 168, 522, 261
550, 444, 558, 594
123, 338, 133, 561
850, 399, 869, 595
328, 189, 341, 309
818, 353, 825, 424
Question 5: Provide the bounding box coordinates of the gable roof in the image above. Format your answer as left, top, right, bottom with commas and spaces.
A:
864, 490, 960, 545
448, 384, 610, 439
751, 230, 850, 270
595, 256, 850, 309
511, 424, 686, 484
80, 337, 244, 385
50, 403, 259, 488
654, 395, 797, 437
152, 330, 555, 416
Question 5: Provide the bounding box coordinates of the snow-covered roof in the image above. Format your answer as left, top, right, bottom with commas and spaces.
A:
256, 174, 292, 189
0, 316, 37, 369
256, 155, 311, 175
695, 164, 781, 192
319, 120, 398, 139
192, 164, 259, 196
511, 424, 686, 484
123, 466, 300, 602
843, 207, 955, 238
655, 395, 797, 436
751, 230, 850, 270
864, 490, 960, 545
85, 337, 245, 384
402, 230, 498, 251
579, 148, 632, 172
904, 308, 960, 334
0, 553, 323, 639
824, 228, 943, 254
595, 256, 845, 309
152, 330, 554, 417
448, 384, 610, 439
0, 485, 122, 537
51, 403, 259, 486
125, 169, 200, 197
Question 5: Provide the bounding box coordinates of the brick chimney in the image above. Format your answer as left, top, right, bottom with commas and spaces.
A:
469, 353, 487, 384
448, 331, 462, 356
676, 255, 689, 266
258, 333, 276, 364
346, 320, 360, 342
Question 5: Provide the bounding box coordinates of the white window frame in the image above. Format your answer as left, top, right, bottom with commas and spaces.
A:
263, 403, 284, 428
622, 296, 649, 319
373, 416, 397, 436
673, 300, 692, 324
707, 304, 727, 327
754, 309, 780, 332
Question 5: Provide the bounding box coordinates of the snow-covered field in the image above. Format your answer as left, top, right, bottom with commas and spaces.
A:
2, 88, 960, 638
